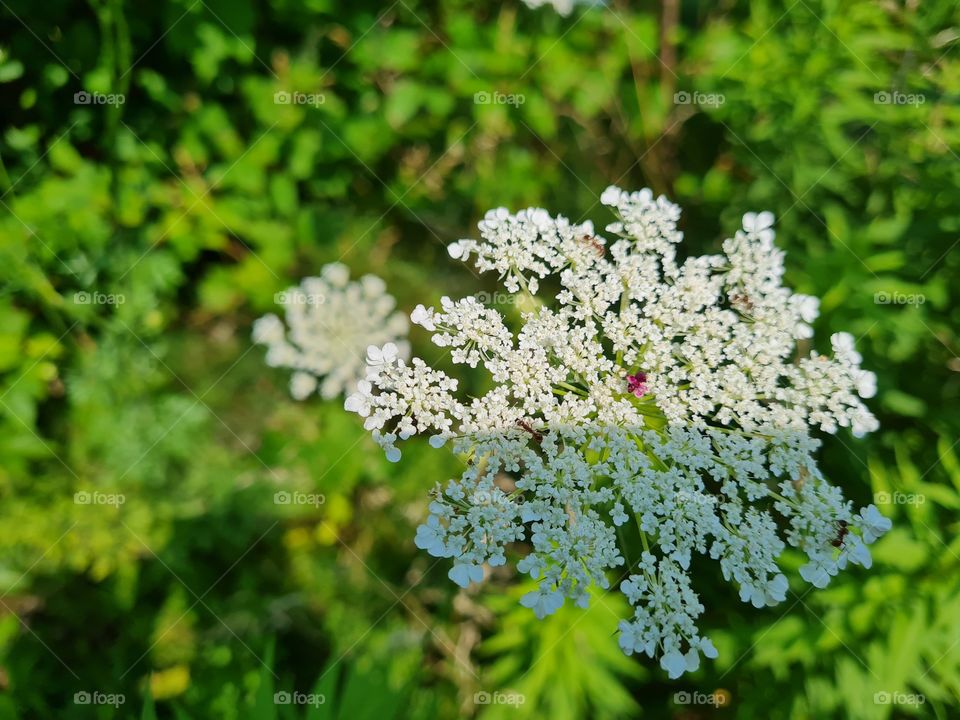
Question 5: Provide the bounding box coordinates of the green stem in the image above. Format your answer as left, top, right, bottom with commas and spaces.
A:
615, 283, 629, 366
0, 151, 12, 192
555, 381, 588, 397
639, 528, 651, 555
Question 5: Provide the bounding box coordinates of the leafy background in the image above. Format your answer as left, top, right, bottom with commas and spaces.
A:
0, 0, 958, 717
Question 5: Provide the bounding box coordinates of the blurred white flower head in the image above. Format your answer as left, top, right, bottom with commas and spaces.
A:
253, 263, 409, 400
521, 0, 604, 15
346, 187, 888, 677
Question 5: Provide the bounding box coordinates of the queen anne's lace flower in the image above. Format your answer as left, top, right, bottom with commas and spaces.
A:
254, 263, 409, 399
345, 187, 889, 676
521, 0, 603, 15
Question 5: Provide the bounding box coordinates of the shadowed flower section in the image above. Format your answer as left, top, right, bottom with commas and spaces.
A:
344, 187, 887, 678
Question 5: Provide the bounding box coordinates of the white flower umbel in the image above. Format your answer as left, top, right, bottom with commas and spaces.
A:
346, 188, 889, 677
521, 0, 604, 15
254, 263, 409, 400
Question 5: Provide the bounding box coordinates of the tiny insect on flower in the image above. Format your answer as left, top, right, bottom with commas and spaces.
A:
579, 234, 605, 256
516, 419, 544, 444
830, 519, 849, 548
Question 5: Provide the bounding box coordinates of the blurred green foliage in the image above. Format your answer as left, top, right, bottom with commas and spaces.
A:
0, 0, 957, 717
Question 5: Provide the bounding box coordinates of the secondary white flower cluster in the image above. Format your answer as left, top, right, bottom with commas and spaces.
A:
521, 0, 604, 15
253, 263, 409, 400
345, 188, 890, 677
